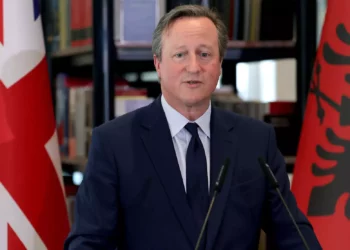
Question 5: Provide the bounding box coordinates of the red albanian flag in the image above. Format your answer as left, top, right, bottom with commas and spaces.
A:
291, 1, 350, 249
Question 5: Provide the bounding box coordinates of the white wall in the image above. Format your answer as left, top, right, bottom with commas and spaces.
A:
236, 58, 297, 103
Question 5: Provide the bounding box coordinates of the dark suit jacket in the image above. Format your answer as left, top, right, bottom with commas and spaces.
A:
64, 96, 322, 250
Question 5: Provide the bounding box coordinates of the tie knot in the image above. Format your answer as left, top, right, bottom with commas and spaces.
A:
185, 122, 199, 137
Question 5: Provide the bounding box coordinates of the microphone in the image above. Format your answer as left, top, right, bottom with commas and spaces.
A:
194, 158, 230, 250
257, 157, 311, 250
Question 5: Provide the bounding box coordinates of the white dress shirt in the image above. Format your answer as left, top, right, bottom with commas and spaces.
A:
161, 95, 211, 192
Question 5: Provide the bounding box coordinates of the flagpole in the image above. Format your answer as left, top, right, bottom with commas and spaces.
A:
295, 0, 317, 121
93, 0, 116, 127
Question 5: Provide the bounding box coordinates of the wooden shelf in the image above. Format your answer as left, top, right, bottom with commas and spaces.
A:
51, 45, 93, 58
61, 156, 87, 172
51, 40, 296, 68
284, 156, 296, 165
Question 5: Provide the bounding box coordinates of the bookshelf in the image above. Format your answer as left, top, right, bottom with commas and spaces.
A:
43, 0, 317, 173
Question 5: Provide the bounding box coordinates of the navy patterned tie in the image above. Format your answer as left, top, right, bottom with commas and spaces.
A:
185, 122, 209, 246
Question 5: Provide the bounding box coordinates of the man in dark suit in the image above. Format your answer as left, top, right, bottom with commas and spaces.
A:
64, 4, 322, 250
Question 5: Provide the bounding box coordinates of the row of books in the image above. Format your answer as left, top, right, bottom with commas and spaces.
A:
44, 0, 93, 53
212, 92, 299, 157
56, 74, 298, 161
55, 74, 154, 159
208, 0, 295, 42
43, 0, 296, 53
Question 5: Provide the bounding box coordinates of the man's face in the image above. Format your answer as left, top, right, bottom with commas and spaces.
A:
154, 17, 222, 109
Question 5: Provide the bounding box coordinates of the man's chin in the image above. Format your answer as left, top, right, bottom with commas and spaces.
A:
183, 97, 209, 108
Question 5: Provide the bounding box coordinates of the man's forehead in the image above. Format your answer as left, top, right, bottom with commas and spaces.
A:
163, 16, 215, 35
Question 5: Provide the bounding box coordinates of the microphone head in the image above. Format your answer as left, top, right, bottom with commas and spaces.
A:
214, 157, 230, 192
258, 157, 267, 168
257, 156, 279, 189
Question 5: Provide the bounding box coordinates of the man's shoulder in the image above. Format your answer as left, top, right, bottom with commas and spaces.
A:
216, 107, 276, 157
215, 107, 272, 133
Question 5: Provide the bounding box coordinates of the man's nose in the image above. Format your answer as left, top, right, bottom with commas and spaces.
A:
186, 54, 200, 73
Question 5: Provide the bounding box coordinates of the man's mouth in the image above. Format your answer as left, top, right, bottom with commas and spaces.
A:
185, 80, 201, 84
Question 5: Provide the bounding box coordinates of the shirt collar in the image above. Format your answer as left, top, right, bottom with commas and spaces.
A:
161, 95, 211, 138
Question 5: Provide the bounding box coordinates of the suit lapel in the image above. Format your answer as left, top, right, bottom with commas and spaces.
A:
206, 108, 238, 250
140, 97, 197, 248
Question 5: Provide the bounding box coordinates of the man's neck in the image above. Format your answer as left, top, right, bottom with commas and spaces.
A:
162, 94, 210, 121
181, 104, 209, 121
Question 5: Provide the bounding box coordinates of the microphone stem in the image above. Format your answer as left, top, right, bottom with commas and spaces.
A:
194, 191, 217, 250
275, 188, 310, 250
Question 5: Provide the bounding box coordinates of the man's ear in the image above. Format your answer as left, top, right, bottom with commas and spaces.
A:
153, 54, 161, 79
219, 60, 223, 76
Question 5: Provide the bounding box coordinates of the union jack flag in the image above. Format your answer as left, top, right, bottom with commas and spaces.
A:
0, 0, 70, 249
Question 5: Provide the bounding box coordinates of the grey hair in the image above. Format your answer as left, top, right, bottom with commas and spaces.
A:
152, 4, 228, 61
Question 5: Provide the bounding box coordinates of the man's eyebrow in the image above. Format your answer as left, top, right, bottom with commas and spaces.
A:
173, 44, 213, 50
198, 44, 212, 49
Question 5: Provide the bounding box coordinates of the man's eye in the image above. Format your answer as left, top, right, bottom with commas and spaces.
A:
175, 53, 184, 58
201, 52, 209, 57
